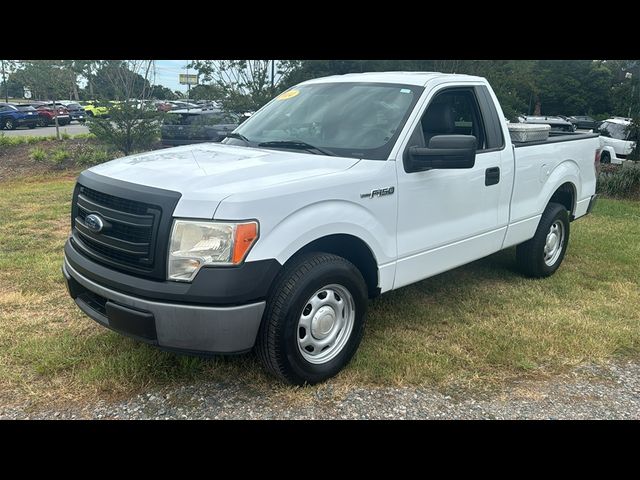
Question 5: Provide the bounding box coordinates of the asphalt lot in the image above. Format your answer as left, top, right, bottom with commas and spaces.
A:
2, 123, 90, 137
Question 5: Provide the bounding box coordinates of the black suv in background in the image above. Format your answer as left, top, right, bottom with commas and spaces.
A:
161, 109, 239, 147
58, 102, 87, 123
566, 115, 597, 130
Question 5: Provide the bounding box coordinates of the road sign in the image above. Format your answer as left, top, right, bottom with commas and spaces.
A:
179, 74, 198, 85
24, 88, 32, 99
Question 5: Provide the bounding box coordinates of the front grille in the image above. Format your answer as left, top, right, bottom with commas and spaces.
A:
72, 184, 161, 276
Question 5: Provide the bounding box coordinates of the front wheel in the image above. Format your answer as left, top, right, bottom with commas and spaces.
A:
3, 118, 15, 130
516, 202, 570, 278
256, 252, 368, 385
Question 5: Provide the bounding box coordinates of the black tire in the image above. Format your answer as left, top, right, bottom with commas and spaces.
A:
516, 202, 570, 278
3, 118, 15, 130
601, 151, 611, 164
86, 110, 94, 117
256, 252, 368, 385
37, 117, 48, 127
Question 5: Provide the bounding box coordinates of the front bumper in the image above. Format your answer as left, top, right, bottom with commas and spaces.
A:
63, 255, 266, 354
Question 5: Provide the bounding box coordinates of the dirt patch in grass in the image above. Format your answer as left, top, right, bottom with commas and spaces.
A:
0, 139, 92, 180
0, 176, 639, 411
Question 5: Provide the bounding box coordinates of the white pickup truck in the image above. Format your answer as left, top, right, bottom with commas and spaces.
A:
63, 72, 600, 385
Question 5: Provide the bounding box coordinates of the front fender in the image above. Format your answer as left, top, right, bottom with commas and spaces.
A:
246, 199, 394, 267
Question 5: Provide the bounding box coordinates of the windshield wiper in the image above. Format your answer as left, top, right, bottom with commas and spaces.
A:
225, 132, 252, 144
258, 140, 335, 156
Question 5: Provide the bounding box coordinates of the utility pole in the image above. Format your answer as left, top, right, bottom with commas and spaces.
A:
53, 96, 61, 140
1, 60, 8, 103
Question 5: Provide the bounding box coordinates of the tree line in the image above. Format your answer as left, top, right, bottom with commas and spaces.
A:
2, 60, 639, 121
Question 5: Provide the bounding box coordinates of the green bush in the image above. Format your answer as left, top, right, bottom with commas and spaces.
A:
597, 162, 640, 199
75, 145, 113, 167
50, 148, 71, 166
87, 101, 161, 155
29, 147, 48, 163
0, 133, 94, 147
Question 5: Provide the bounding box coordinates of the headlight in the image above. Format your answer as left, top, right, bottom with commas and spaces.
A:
168, 220, 259, 282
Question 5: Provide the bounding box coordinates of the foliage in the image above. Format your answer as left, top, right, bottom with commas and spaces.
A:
187, 60, 298, 114
88, 60, 154, 101
149, 84, 176, 100
50, 148, 71, 166
0, 132, 94, 147
597, 163, 640, 199
29, 147, 47, 162
10, 60, 75, 100
75, 144, 112, 166
87, 101, 161, 155
186, 83, 224, 101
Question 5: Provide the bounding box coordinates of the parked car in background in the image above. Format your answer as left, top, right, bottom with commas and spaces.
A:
168, 101, 200, 110
155, 101, 173, 112
24, 102, 71, 127
81, 101, 109, 118
0, 103, 39, 130
161, 109, 239, 146
517, 115, 576, 132
597, 118, 637, 164
567, 115, 597, 131
58, 101, 87, 123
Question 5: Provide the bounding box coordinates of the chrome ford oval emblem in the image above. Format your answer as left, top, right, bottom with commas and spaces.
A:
85, 213, 104, 233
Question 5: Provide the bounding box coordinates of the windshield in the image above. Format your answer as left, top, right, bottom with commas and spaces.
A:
599, 121, 629, 141
225, 82, 423, 160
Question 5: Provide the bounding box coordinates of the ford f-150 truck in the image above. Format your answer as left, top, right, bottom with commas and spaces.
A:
63, 72, 600, 385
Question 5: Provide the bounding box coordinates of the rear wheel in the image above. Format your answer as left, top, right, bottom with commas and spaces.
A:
37, 117, 48, 127
256, 252, 368, 385
601, 151, 611, 164
3, 118, 15, 130
516, 202, 570, 278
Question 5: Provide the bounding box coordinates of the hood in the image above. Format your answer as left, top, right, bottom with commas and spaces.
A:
88, 143, 360, 218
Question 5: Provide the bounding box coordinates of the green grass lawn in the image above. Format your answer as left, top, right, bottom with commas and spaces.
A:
1, 173, 639, 408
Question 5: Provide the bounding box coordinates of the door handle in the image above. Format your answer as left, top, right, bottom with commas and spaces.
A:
485, 167, 500, 186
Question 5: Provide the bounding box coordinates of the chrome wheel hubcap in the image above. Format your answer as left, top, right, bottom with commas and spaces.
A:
297, 284, 355, 364
544, 220, 564, 266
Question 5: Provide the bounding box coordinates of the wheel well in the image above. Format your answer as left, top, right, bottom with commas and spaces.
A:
550, 182, 576, 219
293, 234, 380, 298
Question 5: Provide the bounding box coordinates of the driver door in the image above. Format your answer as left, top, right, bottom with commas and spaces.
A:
394, 85, 507, 289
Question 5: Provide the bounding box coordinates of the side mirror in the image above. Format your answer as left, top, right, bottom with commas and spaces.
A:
408, 135, 477, 172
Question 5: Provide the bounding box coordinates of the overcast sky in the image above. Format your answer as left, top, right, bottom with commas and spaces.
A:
154, 60, 191, 92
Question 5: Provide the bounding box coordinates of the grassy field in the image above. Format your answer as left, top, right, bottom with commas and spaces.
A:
1, 173, 639, 409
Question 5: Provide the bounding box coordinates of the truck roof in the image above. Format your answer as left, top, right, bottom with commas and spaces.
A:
301, 71, 486, 87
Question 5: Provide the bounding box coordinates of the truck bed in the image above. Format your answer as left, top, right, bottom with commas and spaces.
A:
512, 131, 600, 148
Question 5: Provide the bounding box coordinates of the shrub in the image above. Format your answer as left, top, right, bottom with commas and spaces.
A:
597, 162, 640, 199
50, 148, 71, 166
29, 147, 48, 163
75, 145, 113, 167
87, 101, 161, 155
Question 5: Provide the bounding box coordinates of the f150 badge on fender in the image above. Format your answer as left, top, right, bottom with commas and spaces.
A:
360, 186, 395, 199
